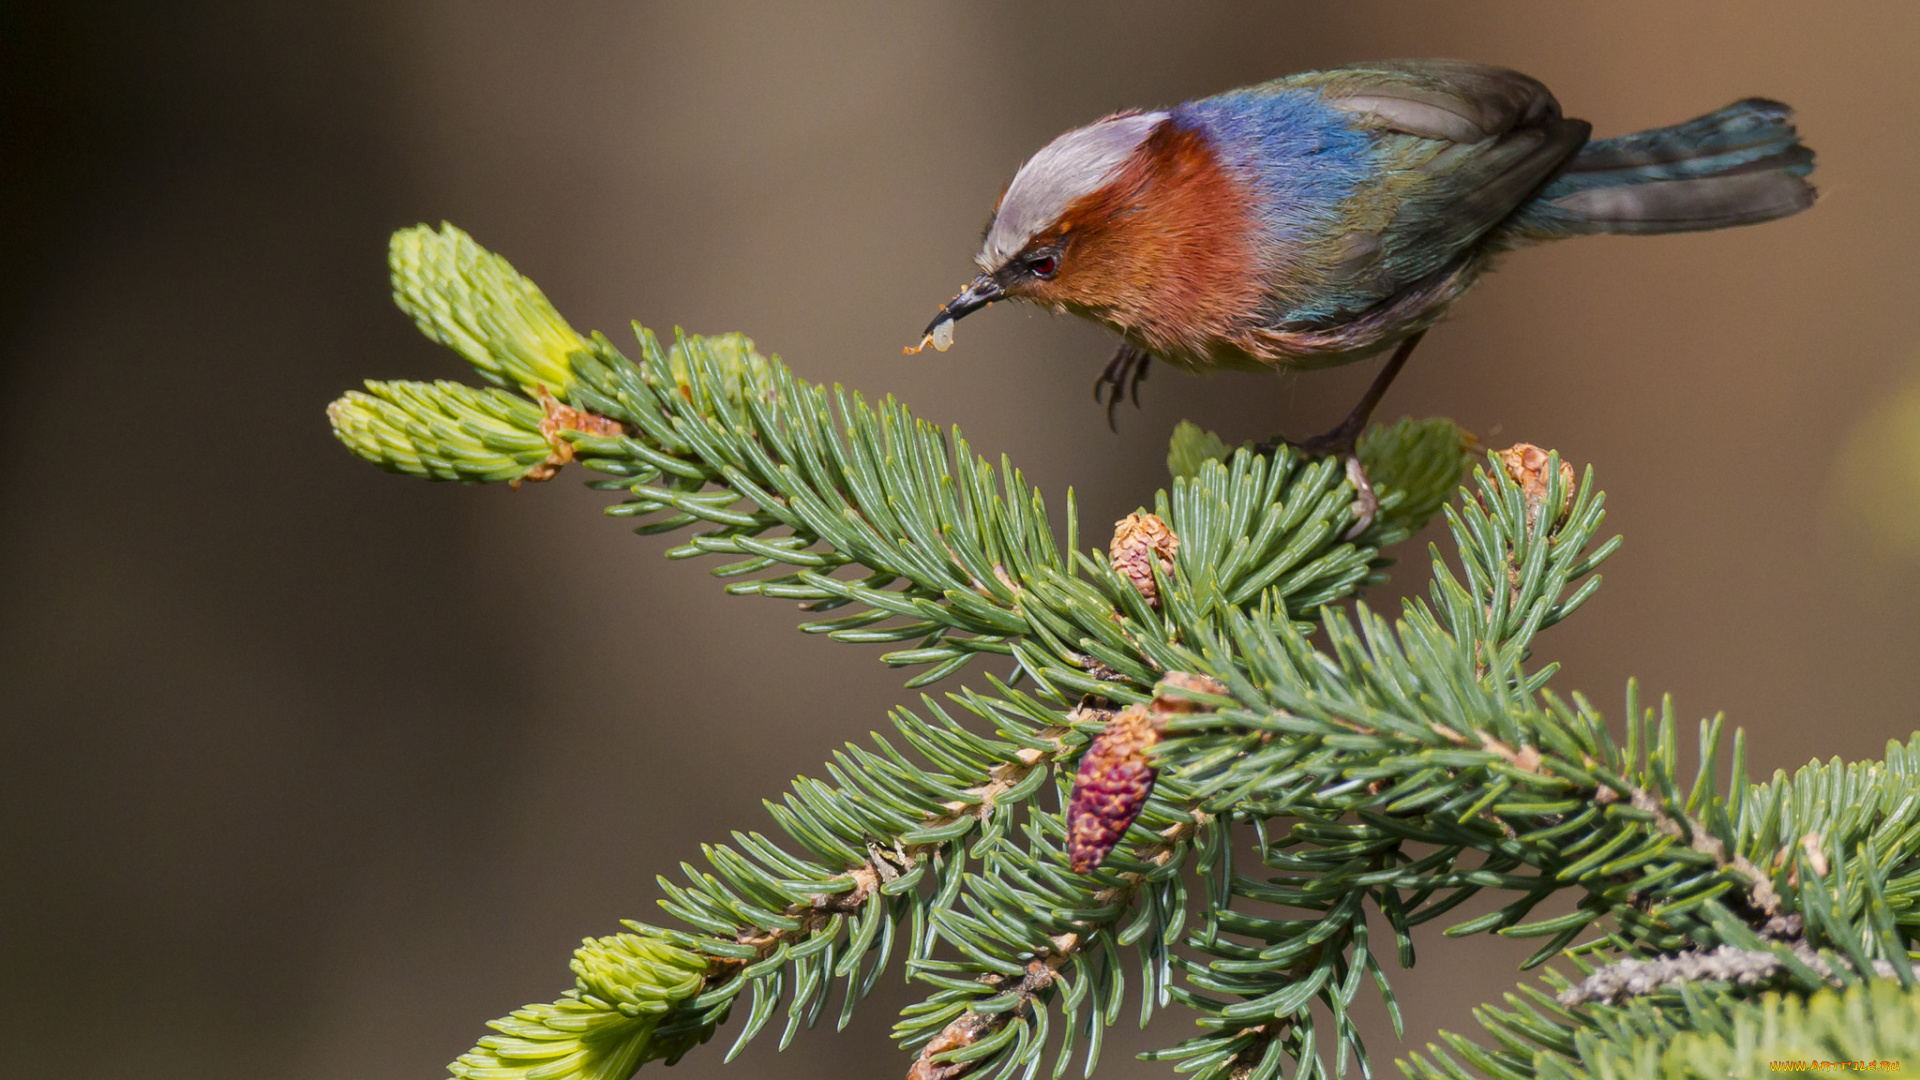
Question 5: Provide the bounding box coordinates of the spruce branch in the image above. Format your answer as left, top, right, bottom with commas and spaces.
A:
892, 681, 1233, 1080
336, 225, 1470, 1080
1401, 964, 1920, 1080
336, 225, 1473, 692
1148, 493, 1920, 1076
325, 224, 1920, 1080
442, 679, 1089, 1080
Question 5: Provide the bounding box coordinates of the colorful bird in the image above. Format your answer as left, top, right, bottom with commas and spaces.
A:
918, 59, 1814, 516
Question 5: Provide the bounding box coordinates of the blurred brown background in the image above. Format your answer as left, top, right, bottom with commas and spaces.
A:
4, 3, 1918, 1078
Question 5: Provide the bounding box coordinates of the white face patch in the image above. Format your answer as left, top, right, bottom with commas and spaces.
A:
978, 111, 1169, 272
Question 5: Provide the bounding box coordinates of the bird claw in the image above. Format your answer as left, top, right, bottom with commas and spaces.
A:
1093, 343, 1152, 431
1250, 434, 1377, 539
1341, 456, 1377, 540
1250, 331, 1427, 537
1269, 422, 1363, 461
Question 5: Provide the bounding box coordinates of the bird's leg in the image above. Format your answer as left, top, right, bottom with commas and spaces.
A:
1094, 342, 1152, 431
1256, 330, 1426, 539
1284, 330, 1425, 457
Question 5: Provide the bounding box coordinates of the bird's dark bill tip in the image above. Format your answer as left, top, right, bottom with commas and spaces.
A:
907, 274, 1005, 354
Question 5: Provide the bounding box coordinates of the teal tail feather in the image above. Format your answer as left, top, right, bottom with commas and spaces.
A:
1502, 98, 1816, 240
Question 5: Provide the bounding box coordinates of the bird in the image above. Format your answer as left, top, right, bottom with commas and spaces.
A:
916, 59, 1815, 521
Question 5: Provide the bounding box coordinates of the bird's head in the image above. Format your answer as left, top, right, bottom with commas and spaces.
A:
920, 110, 1171, 346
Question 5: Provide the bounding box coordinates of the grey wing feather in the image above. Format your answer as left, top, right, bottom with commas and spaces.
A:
1289, 61, 1591, 324
1385, 116, 1592, 268
1315, 59, 1563, 141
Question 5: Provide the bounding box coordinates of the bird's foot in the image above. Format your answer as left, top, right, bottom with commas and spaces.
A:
1248, 330, 1428, 540
1340, 456, 1378, 541
1255, 414, 1365, 461
1253, 427, 1377, 541
1093, 343, 1151, 431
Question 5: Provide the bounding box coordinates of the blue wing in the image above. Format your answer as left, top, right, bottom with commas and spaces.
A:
1184, 60, 1591, 330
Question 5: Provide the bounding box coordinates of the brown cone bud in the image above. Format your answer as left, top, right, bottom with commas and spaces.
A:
1110, 512, 1179, 608
906, 1011, 995, 1080
516, 386, 626, 487
1151, 671, 1230, 718
1498, 443, 1575, 529
1067, 705, 1159, 873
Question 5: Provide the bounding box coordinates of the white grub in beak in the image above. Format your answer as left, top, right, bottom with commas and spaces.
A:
903, 317, 956, 355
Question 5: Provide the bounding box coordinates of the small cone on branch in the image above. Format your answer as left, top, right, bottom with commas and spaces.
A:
1067, 705, 1159, 873
1110, 512, 1179, 607
1066, 672, 1230, 873
1498, 443, 1575, 529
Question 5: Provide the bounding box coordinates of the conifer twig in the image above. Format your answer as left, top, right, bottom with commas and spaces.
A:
324, 224, 1920, 1080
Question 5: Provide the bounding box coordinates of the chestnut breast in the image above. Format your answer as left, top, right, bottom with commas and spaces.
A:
1020, 121, 1270, 370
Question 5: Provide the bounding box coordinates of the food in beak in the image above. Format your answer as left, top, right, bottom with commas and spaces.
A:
903, 317, 956, 355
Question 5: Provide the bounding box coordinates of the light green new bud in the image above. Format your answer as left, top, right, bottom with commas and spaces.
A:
326, 379, 550, 483
449, 933, 708, 1080
570, 932, 707, 1015
391, 223, 588, 396
657, 328, 778, 410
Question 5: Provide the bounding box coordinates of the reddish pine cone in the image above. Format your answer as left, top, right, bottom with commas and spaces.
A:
1498, 443, 1575, 529
1110, 512, 1179, 607
1067, 705, 1159, 873
1066, 674, 1231, 873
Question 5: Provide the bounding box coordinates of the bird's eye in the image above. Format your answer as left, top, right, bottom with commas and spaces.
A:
1028, 255, 1058, 278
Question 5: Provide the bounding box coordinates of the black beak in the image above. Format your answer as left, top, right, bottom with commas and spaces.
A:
923, 274, 1005, 337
